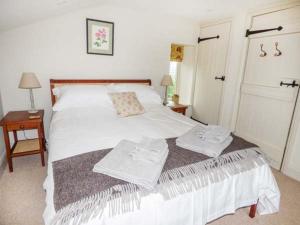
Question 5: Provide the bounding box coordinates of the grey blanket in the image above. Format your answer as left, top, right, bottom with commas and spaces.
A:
53, 135, 256, 212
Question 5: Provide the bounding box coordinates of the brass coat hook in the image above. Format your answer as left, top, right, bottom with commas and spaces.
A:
274, 42, 282, 56
259, 44, 267, 57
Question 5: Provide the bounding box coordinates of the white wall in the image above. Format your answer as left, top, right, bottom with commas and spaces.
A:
178, 45, 196, 106
0, 5, 199, 139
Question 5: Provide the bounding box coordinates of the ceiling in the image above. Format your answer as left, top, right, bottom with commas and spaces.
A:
0, 0, 284, 32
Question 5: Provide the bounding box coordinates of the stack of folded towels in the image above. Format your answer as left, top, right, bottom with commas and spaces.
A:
93, 137, 169, 190
176, 124, 233, 157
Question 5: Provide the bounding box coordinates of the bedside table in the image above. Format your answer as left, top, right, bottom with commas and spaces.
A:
167, 103, 188, 115
0, 110, 45, 172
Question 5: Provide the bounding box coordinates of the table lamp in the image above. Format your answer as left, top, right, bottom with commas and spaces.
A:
161, 75, 173, 105
19, 72, 41, 113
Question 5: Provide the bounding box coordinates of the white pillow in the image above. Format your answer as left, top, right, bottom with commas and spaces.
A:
52, 85, 112, 111
109, 84, 162, 104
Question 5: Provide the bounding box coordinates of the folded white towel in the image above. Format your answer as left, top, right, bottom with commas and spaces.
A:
176, 125, 233, 157
195, 125, 231, 144
130, 149, 169, 164
129, 137, 168, 163
93, 139, 169, 190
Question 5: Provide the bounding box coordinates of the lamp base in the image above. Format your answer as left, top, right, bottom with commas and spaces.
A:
28, 109, 38, 114
163, 99, 169, 105
163, 86, 169, 106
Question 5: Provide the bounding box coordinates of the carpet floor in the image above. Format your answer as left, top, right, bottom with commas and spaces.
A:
0, 154, 299, 225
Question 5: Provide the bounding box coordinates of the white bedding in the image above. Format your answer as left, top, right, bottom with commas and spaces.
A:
43, 104, 280, 225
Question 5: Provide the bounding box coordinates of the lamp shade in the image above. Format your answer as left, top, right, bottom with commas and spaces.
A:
19, 73, 41, 89
161, 75, 173, 86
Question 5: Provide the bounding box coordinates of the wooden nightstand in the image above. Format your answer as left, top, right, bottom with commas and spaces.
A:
167, 103, 188, 115
0, 110, 45, 172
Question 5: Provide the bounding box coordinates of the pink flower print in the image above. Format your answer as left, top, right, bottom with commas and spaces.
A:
94, 28, 108, 47
95, 32, 101, 39
95, 28, 106, 39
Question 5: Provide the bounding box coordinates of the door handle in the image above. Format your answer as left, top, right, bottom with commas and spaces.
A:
280, 80, 299, 88
215, 76, 225, 81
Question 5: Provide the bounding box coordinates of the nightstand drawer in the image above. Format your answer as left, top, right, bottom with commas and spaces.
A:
172, 108, 186, 114
167, 103, 188, 115
6, 122, 38, 131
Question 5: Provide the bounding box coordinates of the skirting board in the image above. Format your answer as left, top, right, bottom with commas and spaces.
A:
282, 166, 300, 182
0, 148, 5, 166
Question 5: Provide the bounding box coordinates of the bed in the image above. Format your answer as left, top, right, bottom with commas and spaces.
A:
43, 79, 280, 225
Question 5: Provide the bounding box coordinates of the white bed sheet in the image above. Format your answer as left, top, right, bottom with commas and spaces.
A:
43, 104, 280, 225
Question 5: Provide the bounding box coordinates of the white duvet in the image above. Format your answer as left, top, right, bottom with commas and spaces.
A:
43, 104, 280, 225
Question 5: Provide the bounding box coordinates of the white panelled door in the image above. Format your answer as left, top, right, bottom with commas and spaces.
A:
236, 30, 300, 169
193, 22, 231, 124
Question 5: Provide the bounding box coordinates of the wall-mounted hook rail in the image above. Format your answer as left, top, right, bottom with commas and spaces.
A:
198, 35, 219, 43
259, 44, 267, 57
280, 80, 299, 88
245, 26, 283, 37
274, 42, 282, 56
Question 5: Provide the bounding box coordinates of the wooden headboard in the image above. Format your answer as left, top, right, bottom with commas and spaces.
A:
50, 79, 152, 106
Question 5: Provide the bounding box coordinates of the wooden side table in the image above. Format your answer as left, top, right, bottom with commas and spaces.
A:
167, 103, 188, 115
0, 110, 45, 172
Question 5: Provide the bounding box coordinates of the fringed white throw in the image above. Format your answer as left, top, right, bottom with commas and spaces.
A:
51, 136, 261, 225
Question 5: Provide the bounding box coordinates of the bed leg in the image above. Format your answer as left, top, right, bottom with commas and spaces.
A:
249, 204, 257, 218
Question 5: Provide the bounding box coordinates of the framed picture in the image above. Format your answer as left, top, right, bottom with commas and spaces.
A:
86, 18, 114, 55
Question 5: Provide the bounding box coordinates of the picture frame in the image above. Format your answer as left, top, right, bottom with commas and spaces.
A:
86, 18, 114, 56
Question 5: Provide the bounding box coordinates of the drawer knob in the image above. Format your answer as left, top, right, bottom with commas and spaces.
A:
20, 125, 25, 129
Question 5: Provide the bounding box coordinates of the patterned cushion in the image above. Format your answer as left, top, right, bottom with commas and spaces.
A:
109, 92, 145, 117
